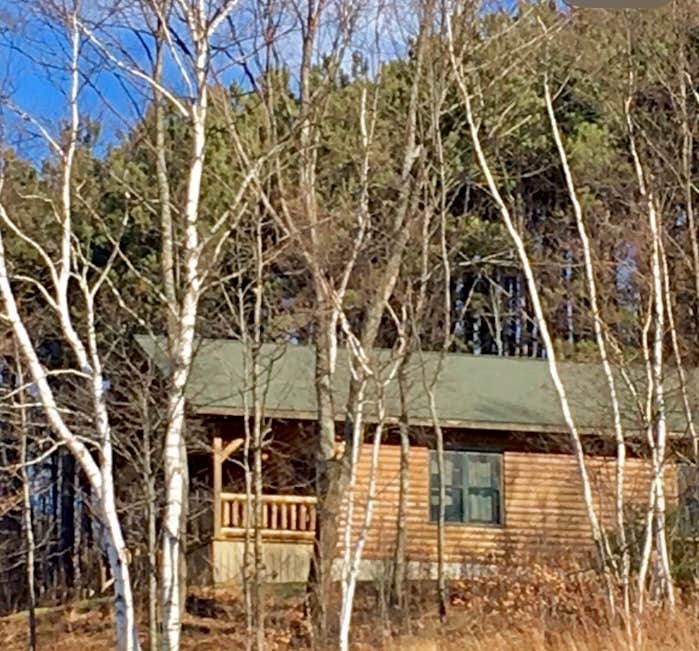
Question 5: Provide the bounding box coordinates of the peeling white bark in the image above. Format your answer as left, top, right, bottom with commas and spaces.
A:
159, 11, 208, 649
544, 77, 629, 615
625, 84, 675, 610
447, 24, 610, 580
0, 7, 139, 646
0, 212, 140, 651
339, 349, 404, 651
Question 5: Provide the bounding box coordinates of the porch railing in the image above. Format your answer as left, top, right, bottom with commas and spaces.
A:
218, 492, 317, 542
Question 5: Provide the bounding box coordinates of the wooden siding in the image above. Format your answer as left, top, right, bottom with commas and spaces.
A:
341, 443, 677, 565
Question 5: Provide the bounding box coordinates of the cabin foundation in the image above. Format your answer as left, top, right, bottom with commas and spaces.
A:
212, 539, 314, 584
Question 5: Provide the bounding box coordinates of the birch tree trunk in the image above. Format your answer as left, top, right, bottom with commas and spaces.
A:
159, 13, 207, 648
251, 216, 265, 651
73, 464, 82, 598
637, 304, 658, 614
338, 345, 404, 651
141, 393, 159, 651
134, 5, 251, 645
625, 78, 675, 610
428, 209, 453, 625
0, 5, 140, 645
151, 15, 186, 632
0, 217, 141, 651
15, 350, 36, 651
544, 75, 629, 616
338, 378, 367, 651
294, 2, 340, 633
316, 16, 427, 639
240, 349, 254, 651
432, 395, 448, 623
447, 21, 612, 596
662, 4, 699, 460
391, 355, 410, 614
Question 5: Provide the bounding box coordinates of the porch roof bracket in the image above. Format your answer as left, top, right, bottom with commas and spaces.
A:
216, 437, 244, 463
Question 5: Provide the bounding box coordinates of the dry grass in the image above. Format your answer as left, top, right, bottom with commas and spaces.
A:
3, 565, 699, 650
389, 604, 699, 650
4, 608, 699, 651
384, 561, 699, 651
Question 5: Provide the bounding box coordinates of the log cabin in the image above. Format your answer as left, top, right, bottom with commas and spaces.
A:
136, 336, 697, 585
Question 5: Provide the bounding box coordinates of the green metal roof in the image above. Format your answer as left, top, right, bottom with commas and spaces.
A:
135, 335, 698, 434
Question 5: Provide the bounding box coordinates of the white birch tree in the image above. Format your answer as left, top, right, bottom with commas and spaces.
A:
446, 7, 615, 606
0, 5, 140, 646
543, 70, 630, 617
79, 3, 265, 646
625, 63, 676, 611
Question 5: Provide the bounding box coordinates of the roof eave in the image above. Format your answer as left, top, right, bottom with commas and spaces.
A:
192, 404, 618, 435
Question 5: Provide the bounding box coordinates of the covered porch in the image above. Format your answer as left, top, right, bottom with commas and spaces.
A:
211, 436, 317, 584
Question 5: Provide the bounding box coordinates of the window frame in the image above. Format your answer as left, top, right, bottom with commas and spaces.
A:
427, 449, 504, 528
677, 462, 699, 537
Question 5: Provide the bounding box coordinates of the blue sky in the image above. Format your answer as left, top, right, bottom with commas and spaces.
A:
0, 3, 144, 160
0, 0, 527, 163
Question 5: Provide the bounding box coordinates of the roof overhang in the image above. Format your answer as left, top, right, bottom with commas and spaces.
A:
193, 404, 674, 438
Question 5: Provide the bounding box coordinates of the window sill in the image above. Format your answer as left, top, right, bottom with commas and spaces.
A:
427, 520, 505, 530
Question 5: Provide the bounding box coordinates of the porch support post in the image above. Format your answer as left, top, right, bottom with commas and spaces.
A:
213, 436, 222, 539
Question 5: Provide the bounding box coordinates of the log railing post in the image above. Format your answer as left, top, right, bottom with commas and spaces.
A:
281, 502, 288, 530
309, 503, 317, 533
213, 436, 222, 539
290, 502, 297, 531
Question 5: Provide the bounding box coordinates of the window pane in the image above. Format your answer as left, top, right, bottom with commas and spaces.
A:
445, 486, 463, 521
430, 451, 465, 522
468, 490, 494, 523
489, 456, 501, 490
467, 455, 494, 488
465, 453, 501, 524
429, 489, 465, 522
430, 453, 438, 477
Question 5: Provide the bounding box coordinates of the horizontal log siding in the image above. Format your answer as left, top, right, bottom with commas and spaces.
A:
340, 443, 677, 565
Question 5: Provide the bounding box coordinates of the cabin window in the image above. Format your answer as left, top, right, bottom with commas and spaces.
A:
678, 462, 699, 536
429, 450, 502, 525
